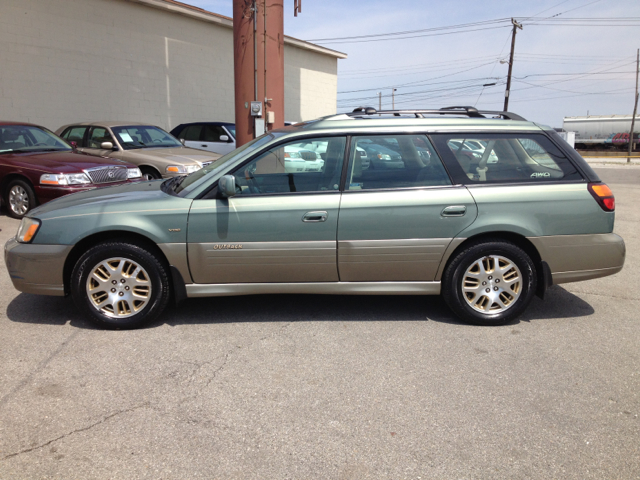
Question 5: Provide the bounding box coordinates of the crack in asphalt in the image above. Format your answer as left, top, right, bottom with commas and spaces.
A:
577, 291, 639, 302
0, 330, 81, 409
1, 402, 150, 461
187, 321, 294, 392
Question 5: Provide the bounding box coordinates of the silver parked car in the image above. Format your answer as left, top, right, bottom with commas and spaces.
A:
7, 106, 625, 329
56, 122, 221, 180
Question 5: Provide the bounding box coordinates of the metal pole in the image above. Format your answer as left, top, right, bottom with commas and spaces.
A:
392, 88, 397, 109
378, 92, 381, 111
503, 18, 522, 112
628, 48, 639, 163
263, 0, 267, 132
253, 0, 258, 105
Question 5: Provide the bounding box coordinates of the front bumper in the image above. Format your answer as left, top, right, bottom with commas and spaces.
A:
4, 237, 72, 296
35, 181, 133, 203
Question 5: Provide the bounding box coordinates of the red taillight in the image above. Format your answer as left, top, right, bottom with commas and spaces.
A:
588, 183, 615, 212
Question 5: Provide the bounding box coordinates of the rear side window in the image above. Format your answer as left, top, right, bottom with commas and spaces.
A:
181, 125, 203, 141
346, 135, 451, 190
60, 126, 87, 147
432, 133, 582, 184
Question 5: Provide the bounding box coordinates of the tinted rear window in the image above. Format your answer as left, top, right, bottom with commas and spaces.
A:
431, 133, 583, 184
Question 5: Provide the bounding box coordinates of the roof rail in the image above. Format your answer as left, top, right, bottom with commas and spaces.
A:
347, 106, 526, 121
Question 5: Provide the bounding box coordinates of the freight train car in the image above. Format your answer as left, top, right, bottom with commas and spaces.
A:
563, 115, 639, 150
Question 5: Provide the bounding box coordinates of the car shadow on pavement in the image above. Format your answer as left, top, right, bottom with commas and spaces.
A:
6, 285, 594, 329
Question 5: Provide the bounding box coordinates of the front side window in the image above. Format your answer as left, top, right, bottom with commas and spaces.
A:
346, 135, 451, 190
433, 133, 581, 183
111, 126, 182, 150
0, 126, 71, 153
233, 136, 346, 195
203, 125, 228, 142
87, 127, 115, 149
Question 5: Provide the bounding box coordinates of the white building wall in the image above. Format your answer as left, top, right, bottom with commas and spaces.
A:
0, 0, 342, 132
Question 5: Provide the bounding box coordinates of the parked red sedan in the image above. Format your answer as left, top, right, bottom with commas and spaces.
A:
0, 122, 142, 218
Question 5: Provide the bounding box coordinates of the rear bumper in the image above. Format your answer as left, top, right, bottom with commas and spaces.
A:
4, 237, 72, 296
528, 233, 625, 284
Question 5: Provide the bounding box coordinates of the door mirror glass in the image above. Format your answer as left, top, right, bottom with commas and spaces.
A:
219, 135, 229, 142
100, 141, 113, 150
218, 175, 237, 197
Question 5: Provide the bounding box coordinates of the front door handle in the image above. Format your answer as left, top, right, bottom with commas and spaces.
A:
441, 205, 466, 217
302, 211, 328, 222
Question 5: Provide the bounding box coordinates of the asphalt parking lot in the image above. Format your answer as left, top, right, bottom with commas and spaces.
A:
0, 166, 638, 479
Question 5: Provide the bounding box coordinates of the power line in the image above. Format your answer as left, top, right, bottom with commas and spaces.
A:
306, 18, 510, 42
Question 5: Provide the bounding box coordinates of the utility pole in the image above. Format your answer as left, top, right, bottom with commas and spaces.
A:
378, 91, 382, 112
392, 88, 397, 109
503, 18, 523, 112
628, 48, 639, 163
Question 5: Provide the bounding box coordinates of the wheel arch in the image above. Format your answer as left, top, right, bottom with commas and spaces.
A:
63, 230, 172, 296
1, 173, 37, 197
436, 231, 548, 296
138, 164, 162, 175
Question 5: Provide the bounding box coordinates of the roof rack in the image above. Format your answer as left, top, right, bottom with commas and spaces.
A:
348, 106, 526, 121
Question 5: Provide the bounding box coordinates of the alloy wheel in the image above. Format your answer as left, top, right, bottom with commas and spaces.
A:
86, 257, 152, 318
9, 185, 30, 216
461, 255, 522, 314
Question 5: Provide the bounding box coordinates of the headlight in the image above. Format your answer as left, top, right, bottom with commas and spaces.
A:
127, 167, 142, 179
40, 173, 91, 185
16, 217, 41, 243
166, 165, 201, 174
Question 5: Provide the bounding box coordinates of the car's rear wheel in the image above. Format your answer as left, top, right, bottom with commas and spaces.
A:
71, 242, 170, 329
442, 240, 537, 326
4, 179, 36, 219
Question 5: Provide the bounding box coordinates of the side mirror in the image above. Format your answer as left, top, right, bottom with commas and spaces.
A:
70, 141, 78, 152
219, 135, 230, 142
218, 175, 236, 198
101, 141, 114, 150
180, 138, 186, 145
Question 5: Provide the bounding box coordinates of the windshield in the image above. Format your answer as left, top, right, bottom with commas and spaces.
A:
0, 125, 71, 154
111, 125, 182, 150
173, 132, 285, 196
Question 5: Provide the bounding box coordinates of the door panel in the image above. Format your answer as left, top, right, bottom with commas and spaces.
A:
337, 187, 478, 281
187, 194, 340, 284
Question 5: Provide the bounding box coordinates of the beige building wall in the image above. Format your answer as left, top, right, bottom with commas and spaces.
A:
0, 0, 344, 132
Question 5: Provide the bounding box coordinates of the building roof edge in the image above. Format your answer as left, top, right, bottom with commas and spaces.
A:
127, 0, 347, 59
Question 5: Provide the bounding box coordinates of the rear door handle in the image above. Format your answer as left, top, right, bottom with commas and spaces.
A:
302, 211, 328, 222
441, 205, 466, 217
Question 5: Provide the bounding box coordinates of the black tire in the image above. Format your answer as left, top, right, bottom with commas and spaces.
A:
4, 179, 37, 219
71, 241, 171, 329
442, 239, 537, 326
140, 167, 162, 180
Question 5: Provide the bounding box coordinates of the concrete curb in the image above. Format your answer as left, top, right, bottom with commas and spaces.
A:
582, 157, 640, 166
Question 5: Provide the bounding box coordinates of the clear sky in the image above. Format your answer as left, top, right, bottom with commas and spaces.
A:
183, 0, 639, 127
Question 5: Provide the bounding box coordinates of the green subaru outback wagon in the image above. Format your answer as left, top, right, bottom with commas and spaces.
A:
5, 107, 625, 329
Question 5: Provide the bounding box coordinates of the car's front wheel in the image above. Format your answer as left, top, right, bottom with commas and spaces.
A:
71, 242, 171, 329
4, 179, 36, 219
442, 240, 537, 326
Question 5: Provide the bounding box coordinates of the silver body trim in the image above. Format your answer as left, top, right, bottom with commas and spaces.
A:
338, 238, 451, 281
189, 240, 338, 283
186, 281, 441, 297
